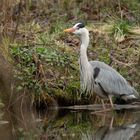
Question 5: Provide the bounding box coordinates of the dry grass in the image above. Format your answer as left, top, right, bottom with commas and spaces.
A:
0, 0, 17, 35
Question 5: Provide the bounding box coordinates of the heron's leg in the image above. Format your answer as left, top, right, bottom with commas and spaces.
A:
109, 116, 114, 129
101, 99, 106, 110
108, 95, 114, 108
94, 96, 99, 103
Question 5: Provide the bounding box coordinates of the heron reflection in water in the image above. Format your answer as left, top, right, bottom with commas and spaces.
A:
81, 112, 140, 140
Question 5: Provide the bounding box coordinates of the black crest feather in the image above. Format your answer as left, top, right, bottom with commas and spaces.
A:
77, 22, 85, 28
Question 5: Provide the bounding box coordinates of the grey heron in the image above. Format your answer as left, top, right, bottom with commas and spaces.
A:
64, 22, 139, 108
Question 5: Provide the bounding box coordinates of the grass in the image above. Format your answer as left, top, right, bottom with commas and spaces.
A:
111, 20, 130, 42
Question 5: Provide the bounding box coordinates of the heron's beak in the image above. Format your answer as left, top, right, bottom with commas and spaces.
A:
64, 28, 75, 33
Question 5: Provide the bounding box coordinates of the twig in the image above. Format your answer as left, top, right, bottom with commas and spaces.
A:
12, 0, 22, 42
111, 55, 134, 67
117, 0, 123, 19
7, 81, 15, 109
20, 90, 27, 129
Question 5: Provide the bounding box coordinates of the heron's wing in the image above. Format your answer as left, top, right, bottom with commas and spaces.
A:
90, 61, 137, 96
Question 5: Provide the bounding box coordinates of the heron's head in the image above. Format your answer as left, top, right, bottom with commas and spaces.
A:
64, 22, 88, 36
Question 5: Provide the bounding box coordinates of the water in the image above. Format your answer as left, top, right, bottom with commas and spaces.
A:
0, 106, 140, 140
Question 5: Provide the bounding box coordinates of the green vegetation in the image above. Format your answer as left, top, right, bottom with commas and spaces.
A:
111, 20, 130, 42
0, 0, 140, 106
8, 19, 82, 104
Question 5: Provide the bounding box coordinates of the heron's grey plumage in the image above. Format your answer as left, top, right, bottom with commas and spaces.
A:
90, 61, 138, 99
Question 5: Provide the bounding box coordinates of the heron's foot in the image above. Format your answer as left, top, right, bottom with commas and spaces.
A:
102, 103, 115, 110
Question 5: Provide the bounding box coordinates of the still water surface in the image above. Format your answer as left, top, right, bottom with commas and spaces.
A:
0, 107, 140, 140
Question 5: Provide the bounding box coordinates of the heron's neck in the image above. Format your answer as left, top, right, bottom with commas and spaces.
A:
80, 34, 90, 68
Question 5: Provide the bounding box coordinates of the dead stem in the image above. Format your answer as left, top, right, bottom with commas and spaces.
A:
12, 0, 22, 42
